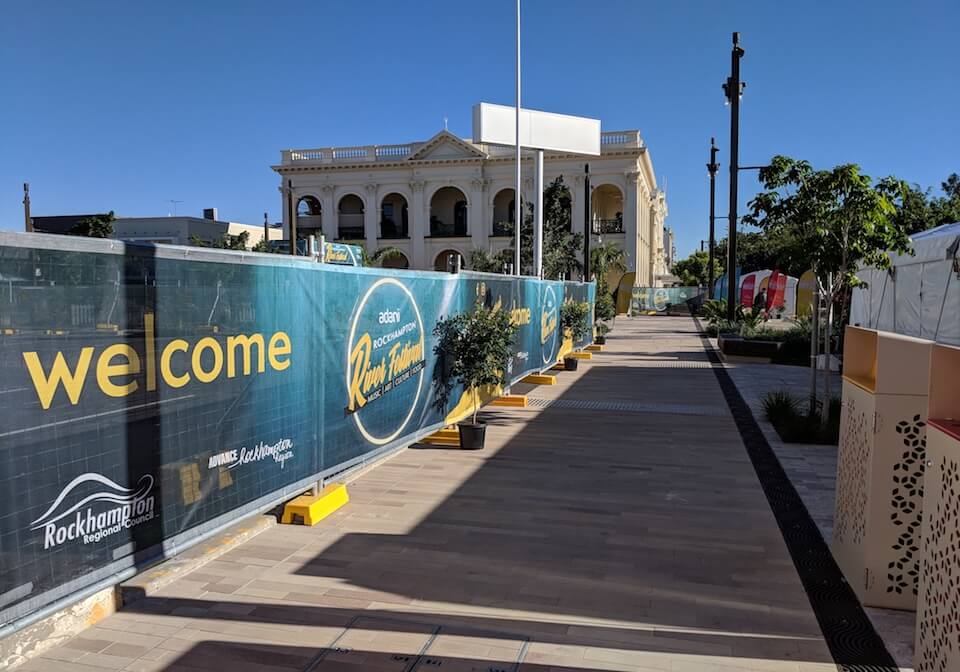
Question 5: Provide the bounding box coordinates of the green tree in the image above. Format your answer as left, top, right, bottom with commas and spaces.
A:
68, 211, 115, 238
671, 250, 723, 287
433, 297, 517, 424
191, 231, 250, 250
542, 177, 583, 279
745, 155, 911, 413
469, 249, 512, 273
881, 178, 960, 235
360, 245, 406, 267
590, 241, 626, 293
500, 177, 583, 278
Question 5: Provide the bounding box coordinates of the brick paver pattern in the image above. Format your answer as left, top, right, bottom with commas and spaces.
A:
18, 316, 837, 672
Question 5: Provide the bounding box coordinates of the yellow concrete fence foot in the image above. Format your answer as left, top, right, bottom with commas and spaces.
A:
420, 426, 460, 446
490, 394, 527, 408
522, 374, 557, 385
586, 344, 604, 352
281, 483, 349, 526
570, 351, 592, 360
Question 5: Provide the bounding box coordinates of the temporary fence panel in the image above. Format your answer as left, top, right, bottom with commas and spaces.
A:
630, 287, 702, 314
0, 233, 592, 627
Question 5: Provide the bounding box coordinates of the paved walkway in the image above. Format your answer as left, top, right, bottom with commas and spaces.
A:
724, 361, 914, 669
19, 317, 842, 672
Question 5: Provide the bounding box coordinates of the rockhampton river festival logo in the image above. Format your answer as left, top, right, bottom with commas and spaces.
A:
540, 284, 559, 365
346, 278, 426, 446
30, 473, 156, 550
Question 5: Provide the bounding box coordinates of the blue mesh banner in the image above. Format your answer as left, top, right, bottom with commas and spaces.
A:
0, 234, 593, 625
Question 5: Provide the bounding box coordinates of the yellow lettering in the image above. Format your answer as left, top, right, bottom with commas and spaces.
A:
541, 311, 557, 343
160, 339, 190, 388
192, 337, 223, 383
144, 313, 157, 391
96, 344, 141, 398
226, 333, 265, 377
268, 332, 291, 371
347, 333, 372, 411
23, 348, 95, 410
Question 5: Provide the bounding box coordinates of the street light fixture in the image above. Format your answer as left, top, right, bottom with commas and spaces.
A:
723, 32, 745, 320
706, 138, 719, 299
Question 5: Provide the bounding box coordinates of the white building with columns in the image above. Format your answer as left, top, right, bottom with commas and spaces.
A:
272, 127, 668, 285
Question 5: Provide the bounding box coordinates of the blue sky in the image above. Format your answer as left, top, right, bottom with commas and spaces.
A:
1, 0, 957, 258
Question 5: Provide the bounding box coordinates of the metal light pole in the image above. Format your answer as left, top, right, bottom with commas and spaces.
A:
707, 138, 719, 298
514, 0, 522, 276
263, 212, 270, 249
583, 163, 591, 282
287, 179, 297, 256
23, 183, 33, 233
723, 32, 745, 320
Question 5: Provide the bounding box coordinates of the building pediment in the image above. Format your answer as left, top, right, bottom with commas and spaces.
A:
408, 131, 487, 161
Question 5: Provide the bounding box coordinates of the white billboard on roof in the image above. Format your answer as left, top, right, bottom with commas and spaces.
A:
472, 102, 601, 156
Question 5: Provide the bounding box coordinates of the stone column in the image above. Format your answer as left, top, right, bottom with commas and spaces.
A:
320, 185, 336, 242
410, 180, 427, 269
470, 178, 488, 251
623, 171, 640, 279
363, 183, 379, 253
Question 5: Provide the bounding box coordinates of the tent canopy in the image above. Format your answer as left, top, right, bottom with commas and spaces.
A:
850, 222, 960, 345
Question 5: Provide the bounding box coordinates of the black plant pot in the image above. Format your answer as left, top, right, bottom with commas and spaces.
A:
564, 357, 579, 371
596, 335, 606, 345
458, 422, 486, 450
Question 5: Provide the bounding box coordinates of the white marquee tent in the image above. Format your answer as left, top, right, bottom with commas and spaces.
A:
850, 222, 960, 345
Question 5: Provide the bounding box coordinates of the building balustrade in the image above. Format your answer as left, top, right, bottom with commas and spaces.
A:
593, 219, 624, 234
336, 227, 365, 240
282, 131, 641, 165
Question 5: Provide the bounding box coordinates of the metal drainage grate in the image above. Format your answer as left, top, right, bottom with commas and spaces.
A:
305, 615, 529, 672
525, 397, 729, 417
628, 360, 717, 368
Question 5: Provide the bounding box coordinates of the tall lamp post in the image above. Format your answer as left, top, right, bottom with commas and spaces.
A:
722, 32, 745, 320
583, 163, 591, 281
706, 139, 719, 299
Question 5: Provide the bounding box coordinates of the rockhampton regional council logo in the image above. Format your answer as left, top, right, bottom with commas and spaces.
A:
346, 278, 426, 445
31, 472, 156, 550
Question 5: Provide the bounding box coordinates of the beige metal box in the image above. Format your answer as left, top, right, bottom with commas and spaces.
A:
914, 342, 960, 672
833, 326, 933, 610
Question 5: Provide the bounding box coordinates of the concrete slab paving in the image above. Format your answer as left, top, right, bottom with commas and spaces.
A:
15, 317, 871, 672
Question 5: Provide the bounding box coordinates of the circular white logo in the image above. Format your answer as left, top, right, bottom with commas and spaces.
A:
346, 278, 426, 445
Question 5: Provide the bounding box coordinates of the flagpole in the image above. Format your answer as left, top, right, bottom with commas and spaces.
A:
514, 0, 522, 276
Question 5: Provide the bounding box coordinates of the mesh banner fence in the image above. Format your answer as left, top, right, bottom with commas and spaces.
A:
630, 286, 702, 313
0, 233, 593, 626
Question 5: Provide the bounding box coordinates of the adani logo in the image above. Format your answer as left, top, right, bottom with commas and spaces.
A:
346, 278, 426, 445
540, 285, 559, 365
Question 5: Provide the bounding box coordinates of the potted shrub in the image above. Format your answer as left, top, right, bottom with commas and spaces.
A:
596, 322, 611, 345
594, 292, 616, 345
560, 300, 590, 371
433, 298, 517, 449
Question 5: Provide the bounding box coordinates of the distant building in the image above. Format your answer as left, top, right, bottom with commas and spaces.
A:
272, 122, 669, 285
30, 208, 282, 249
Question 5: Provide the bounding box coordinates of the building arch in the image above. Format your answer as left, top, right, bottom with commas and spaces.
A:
428, 185, 469, 237
337, 193, 365, 240
433, 248, 466, 272
491, 188, 516, 237
295, 195, 323, 239
296, 195, 322, 216
379, 192, 409, 239
591, 184, 624, 234
379, 250, 410, 269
